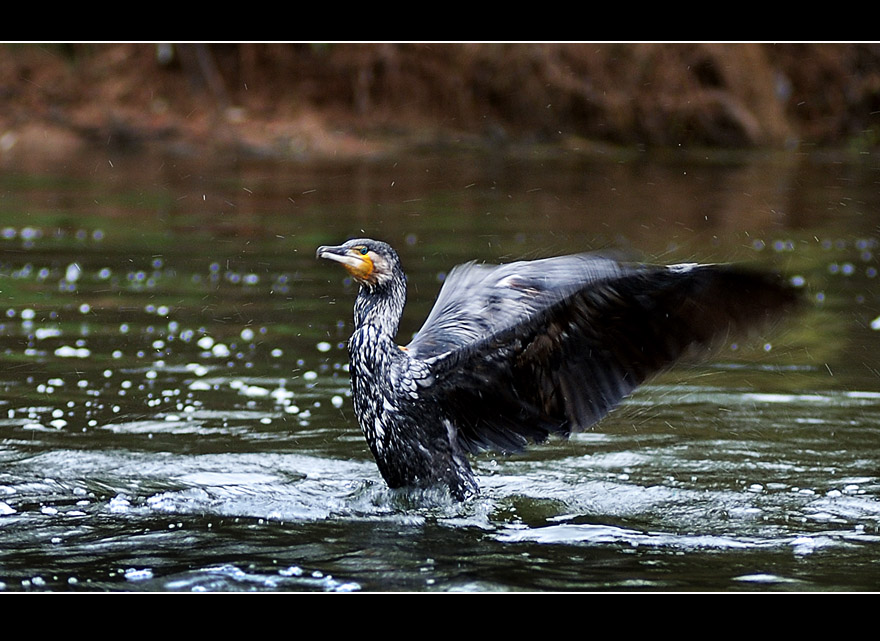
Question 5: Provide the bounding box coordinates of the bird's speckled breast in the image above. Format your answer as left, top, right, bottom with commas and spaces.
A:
348, 324, 475, 497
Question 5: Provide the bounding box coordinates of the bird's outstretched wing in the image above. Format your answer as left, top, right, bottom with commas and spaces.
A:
406, 253, 629, 359
406, 255, 798, 455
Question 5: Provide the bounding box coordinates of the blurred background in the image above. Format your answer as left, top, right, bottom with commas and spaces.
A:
0, 43, 878, 592
3, 43, 879, 160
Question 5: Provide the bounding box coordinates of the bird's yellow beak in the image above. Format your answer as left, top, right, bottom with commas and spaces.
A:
317, 244, 374, 282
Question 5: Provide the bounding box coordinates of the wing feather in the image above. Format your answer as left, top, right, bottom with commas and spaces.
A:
406, 253, 628, 360
410, 258, 798, 455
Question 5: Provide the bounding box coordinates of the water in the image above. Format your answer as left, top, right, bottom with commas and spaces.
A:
1, 147, 879, 591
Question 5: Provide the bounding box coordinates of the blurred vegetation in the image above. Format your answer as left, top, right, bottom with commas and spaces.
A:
1, 43, 879, 160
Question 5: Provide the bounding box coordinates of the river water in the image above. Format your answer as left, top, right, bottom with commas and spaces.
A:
0, 146, 878, 591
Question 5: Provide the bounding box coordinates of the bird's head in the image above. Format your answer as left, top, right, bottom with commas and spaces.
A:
316, 238, 401, 288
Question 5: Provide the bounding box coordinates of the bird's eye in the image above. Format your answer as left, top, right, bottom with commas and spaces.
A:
359, 246, 369, 255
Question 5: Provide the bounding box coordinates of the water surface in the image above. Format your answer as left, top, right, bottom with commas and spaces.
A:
1, 148, 878, 591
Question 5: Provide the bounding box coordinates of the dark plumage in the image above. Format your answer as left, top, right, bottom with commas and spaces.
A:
317, 238, 798, 500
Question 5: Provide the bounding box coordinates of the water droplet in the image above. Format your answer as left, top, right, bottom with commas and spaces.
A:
65, 263, 82, 283
211, 343, 230, 358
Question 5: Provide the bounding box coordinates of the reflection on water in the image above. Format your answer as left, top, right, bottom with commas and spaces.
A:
0, 148, 879, 591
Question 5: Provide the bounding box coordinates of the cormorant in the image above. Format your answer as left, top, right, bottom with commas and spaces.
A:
317, 238, 798, 500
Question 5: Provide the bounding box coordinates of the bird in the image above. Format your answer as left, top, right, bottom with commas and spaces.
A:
317, 238, 798, 500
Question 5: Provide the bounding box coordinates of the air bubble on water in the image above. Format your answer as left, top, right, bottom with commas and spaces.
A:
241, 385, 269, 397
241, 327, 255, 341
108, 494, 131, 513
124, 568, 153, 582
197, 336, 214, 350
65, 263, 82, 283
279, 566, 303, 577
272, 348, 283, 358
186, 363, 209, 377
331, 395, 344, 408
303, 371, 318, 381
35, 327, 60, 340
271, 385, 294, 402
211, 343, 230, 358
316, 341, 332, 352
55, 345, 90, 358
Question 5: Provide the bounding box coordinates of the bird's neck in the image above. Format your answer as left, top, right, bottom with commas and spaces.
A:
353, 277, 406, 340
